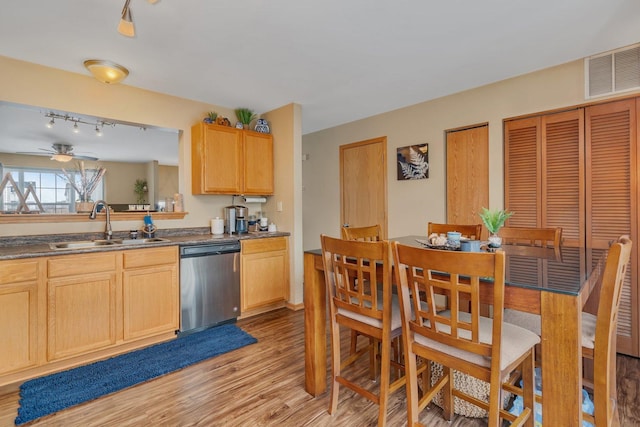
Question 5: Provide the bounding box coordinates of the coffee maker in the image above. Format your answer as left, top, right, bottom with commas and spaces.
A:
223, 206, 236, 234
235, 205, 248, 234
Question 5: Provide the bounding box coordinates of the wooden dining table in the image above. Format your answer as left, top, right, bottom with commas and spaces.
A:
303, 235, 605, 425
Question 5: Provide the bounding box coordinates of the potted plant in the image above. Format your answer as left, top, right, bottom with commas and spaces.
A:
479, 207, 514, 247
203, 111, 218, 124
134, 178, 148, 205
235, 108, 256, 129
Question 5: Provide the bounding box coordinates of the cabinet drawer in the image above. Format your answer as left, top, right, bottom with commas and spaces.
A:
48, 253, 118, 278
0, 259, 39, 285
241, 237, 287, 254
123, 246, 178, 269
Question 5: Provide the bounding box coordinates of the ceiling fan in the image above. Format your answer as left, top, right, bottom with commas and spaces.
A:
18, 143, 98, 162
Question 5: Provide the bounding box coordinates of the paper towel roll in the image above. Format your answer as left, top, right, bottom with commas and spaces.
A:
211, 217, 224, 235
243, 196, 267, 203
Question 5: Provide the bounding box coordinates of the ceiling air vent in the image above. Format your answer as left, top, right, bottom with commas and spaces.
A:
586, 44, 640, 98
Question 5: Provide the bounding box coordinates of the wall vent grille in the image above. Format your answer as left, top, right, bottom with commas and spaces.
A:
585, 44, 640, 98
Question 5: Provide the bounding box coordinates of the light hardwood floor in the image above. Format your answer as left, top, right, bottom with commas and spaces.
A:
0, 308, 638, 426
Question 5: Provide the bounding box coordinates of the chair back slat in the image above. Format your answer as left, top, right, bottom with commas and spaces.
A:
498, 226, 562, 248
596, 235, 632, 356
393, 243, 505, 359
427, 222, 483, 240
341, 225, 382, 242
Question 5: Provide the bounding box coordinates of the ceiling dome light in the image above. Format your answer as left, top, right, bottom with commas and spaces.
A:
95, 125, 103, 136
73, 122, 80, 133
83, 59, 129, 84
46, 118, 55, 128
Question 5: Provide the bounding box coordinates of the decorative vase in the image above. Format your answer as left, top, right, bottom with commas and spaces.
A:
488, 234, 502, 248
75, 201, 94, 213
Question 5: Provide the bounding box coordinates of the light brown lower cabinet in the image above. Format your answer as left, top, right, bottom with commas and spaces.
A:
0, 258, 43, 376
240, 237, 289, 318
0, 246, 179, 386
122, 247, 179, 341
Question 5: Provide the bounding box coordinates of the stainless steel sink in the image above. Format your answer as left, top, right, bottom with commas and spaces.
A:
116, 237, 171, 245
49, 237, 170, 250
49, 240, 120, 250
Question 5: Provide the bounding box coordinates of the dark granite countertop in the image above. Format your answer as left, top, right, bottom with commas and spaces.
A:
0, 228, 290, 260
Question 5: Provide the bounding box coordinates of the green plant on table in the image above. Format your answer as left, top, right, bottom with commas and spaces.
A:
479, 207, 514, 235
235, 108, 256, 126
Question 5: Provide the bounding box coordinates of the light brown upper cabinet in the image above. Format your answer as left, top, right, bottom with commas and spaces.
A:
504, 97, 639, 357
191, 123, 274, 195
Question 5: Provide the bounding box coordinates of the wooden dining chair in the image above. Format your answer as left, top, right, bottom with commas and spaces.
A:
392, 242, 539, 427
427, 222, 483, 240
504, 235, 632, 426
341, 225, 383, 359
498, 226, 562, 247
321, 234, 404, 426
502, 226, 563, 327
582, 235, 632, 426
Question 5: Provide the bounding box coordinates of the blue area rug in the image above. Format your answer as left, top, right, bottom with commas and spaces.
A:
15, 324, 256, 425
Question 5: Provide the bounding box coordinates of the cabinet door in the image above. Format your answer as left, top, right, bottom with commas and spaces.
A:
192, 123, 243, 194
241, 238, 289, 313
585, 98, 637, 356
47, 271, 118, 361
0, 259, 40, 375
243, 131, 274, 195
123, 264, 178, 340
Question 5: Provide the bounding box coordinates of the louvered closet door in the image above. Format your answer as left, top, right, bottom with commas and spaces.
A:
504, 117, 541, 227
586, 98, 638, 356
505, 112, 584, 289
542, 110, 584, 248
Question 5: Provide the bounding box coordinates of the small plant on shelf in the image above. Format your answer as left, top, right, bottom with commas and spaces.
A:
235, 108, 256, 128
204, 111, 218, 124
134, 179, 148, 204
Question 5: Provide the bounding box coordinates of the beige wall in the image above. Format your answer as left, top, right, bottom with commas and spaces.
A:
0, 55, 298, 240
302, 59, 621, 250
262, 103, 303, 304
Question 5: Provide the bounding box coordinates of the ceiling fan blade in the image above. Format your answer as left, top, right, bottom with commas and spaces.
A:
73, 154, 99, 161
16, 151, 54, 156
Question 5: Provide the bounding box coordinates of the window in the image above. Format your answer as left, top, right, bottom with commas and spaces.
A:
0, 165, 104, 214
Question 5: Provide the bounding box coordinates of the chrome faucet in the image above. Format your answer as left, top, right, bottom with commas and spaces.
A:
89, 200, 112, 240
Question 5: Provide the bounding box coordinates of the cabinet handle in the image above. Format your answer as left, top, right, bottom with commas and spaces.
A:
233, 253, 238, 272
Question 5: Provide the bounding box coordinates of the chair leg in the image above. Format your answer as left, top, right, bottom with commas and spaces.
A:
377, 333, 392, 427
328, 321, 342, 415
404, 349, 421, 426
521, 351, 535, 427
441, 366, 454, 421
350, 330, 359, 354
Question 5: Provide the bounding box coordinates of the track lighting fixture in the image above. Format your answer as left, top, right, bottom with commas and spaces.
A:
117, 0, 159, 37
45, 112, 115, 136
118, 0, 134, 37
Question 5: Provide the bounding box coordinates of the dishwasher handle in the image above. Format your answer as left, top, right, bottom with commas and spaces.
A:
180, 243, 241, 258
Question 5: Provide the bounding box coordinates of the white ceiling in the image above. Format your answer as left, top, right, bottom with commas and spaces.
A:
2, 0, 640, 137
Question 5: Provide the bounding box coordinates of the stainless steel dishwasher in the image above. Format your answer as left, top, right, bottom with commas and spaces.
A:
179, 241, 241, 334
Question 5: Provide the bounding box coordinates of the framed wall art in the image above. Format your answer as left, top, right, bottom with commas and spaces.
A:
397, 143, 429, 180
